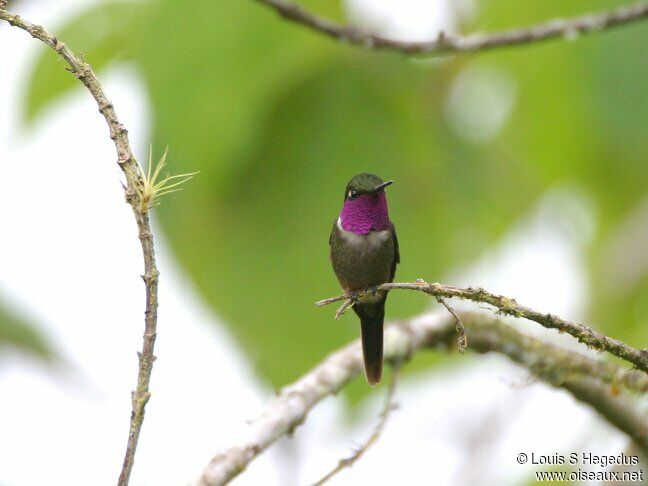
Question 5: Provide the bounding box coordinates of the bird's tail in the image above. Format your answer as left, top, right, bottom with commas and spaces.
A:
355, 303, 384, 386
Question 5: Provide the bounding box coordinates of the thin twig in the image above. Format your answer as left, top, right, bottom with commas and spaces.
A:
435, 296, 467, 353
316, 281, 648, 374
312, 365, 400, 486
194, 311, 648, 485
254, 0, 648, 55
0, 9, 160, 485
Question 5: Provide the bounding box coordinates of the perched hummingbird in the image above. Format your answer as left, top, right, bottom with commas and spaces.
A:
329, 173, 399, 386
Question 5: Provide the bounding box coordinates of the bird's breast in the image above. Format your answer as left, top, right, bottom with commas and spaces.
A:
335, 218, 391, 248
330, 218, 395, 291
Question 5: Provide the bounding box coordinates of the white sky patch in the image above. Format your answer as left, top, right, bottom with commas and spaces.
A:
445, 63, 518, 142
344, 0, 457, 41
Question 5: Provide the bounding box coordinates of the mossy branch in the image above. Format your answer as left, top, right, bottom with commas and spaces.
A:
317, 281, 648, 374
255, 0, 648, 55
194, 311, 648, 485
0, 8, 161, 486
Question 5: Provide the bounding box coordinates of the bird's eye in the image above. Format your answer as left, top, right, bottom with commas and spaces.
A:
348, 189, 357, 199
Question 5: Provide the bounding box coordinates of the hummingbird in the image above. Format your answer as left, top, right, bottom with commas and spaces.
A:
329, 173, 399, 386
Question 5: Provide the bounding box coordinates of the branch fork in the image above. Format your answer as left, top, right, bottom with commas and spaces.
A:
317, 281, 648, 372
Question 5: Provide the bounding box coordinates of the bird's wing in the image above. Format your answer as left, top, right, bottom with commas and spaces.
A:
329, 219, 337, 246
390, 223, 400, 281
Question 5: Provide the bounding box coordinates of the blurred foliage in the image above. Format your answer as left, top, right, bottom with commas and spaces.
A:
20, 0, 648, 401
0, 299, 53, 360
25, 1, 147, 121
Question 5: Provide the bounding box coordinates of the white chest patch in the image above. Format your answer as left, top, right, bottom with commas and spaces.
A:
336, 218, 390, 247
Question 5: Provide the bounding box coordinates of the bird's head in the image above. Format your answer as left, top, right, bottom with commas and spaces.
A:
339, 173, 393, 235
343, 173, 394, 201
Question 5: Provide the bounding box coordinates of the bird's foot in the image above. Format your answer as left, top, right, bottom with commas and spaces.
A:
345, 290, 361, 302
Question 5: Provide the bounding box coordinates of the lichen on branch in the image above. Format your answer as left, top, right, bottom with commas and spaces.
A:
317, 281, 648, 374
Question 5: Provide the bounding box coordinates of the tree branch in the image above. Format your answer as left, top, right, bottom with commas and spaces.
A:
317, 281, 648, 374
194, 311, 648, 485
0, 9, 159, 485
435, 296, 467, 353
254, 0, 648, 55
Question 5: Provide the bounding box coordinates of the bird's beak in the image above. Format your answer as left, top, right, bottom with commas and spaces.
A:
372, 180, 394, 193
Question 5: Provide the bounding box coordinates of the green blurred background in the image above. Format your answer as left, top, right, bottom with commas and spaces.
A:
7, 0, 648, 402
